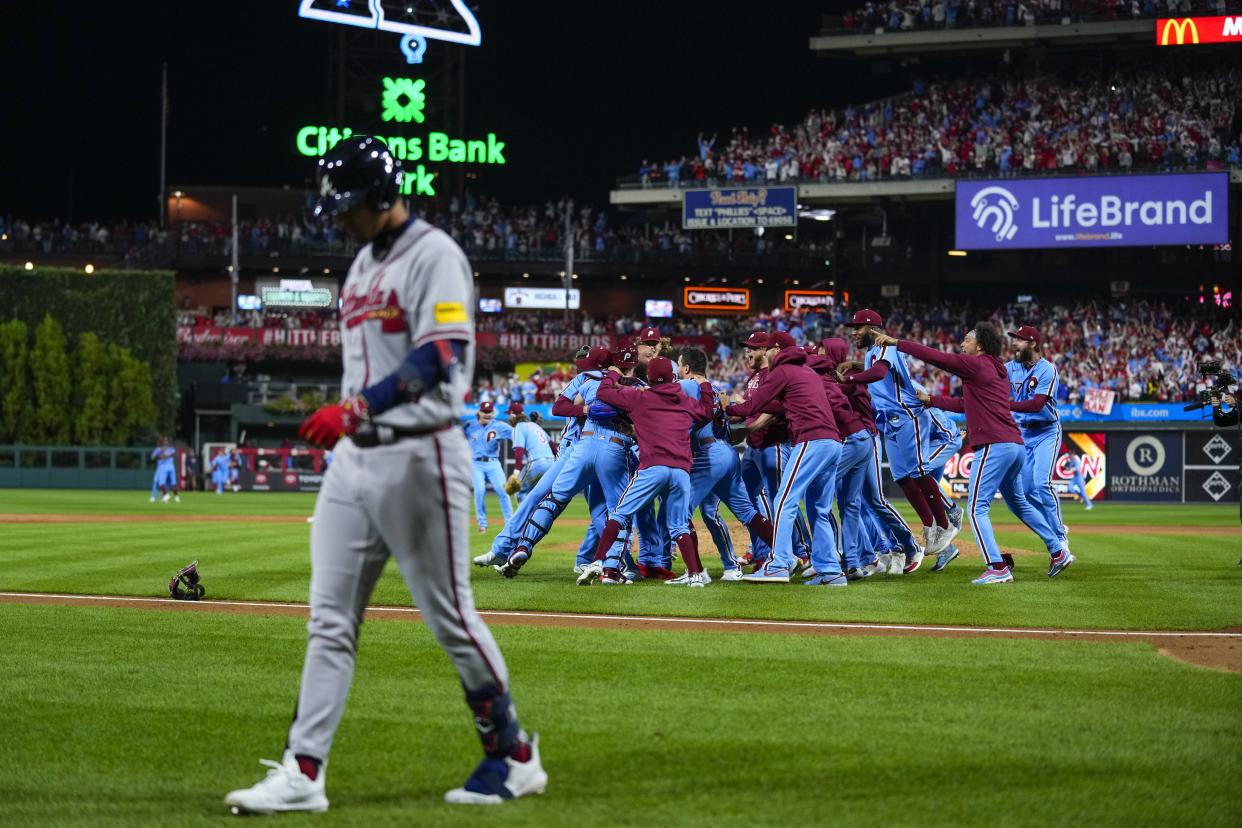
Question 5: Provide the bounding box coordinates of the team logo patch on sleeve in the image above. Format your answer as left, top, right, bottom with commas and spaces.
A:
435, 301, 468, 323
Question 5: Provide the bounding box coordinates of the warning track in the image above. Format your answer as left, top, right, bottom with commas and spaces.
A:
2, 591, 1238, 672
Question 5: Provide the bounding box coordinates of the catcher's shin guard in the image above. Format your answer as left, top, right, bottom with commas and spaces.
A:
517, 494, 569, 553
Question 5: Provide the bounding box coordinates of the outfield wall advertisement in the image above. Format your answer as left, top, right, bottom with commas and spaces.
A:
937, 432, 1108, 502
955, 173, 1228, 250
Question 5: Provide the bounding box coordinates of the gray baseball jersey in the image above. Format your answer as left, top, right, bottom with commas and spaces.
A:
286, 218, 513, 762
339, 219, 474, 430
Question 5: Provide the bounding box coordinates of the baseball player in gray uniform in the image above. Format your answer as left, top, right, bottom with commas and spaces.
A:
224, 137, 545, 815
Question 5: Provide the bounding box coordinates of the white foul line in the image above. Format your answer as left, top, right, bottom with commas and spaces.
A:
1, 591, 1238, 639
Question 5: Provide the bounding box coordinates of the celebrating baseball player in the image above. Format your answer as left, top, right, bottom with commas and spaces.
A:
149, 437, 179, 503
821, 337, 926, 576
505, 402, 555, 501
726, 339, 846, 585
1006, 324, 1071, 543
463, 401, 515, 533
870, 322, 1074, 584
1064, 450, 1093, 510
842, 310, 956, 557
577, 355, 717, 586
677, 347, 775, 579
225, 136, 544, 815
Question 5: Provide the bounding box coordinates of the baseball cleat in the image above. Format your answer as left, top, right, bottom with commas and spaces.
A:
477, 524, 487, 534
800, 565, 819, 580
886, 552, 904, 576
742, 563, 791, 583
720, 568, 743, 582
622, 568, 643, 583
149, 496, 156, 503
931, 544, 960, 572
972, 566, 1014, 585
599, 568, 629, 585
929, 523, 960, 555
576, 561, 603, 585
445, 733, 548, 805
804, 573, 848, 586
735, 552, 756, 569
903, 547, 925, 574
1047, 550, 1076, 578
792, 556, 811, 577
162, 493, 171, 503
666, 570, 711, 588
224, 752, 328, 815
473, 551, 502, 568
635, 563, 676, 580
947, 505, 963, 531
572, 563, 586, 576
174, 495, 181, 503
861, 559, 885, 577
496, 550, 528, 579
846, 567, 866, 581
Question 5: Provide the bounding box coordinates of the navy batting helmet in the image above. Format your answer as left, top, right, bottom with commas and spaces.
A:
314, 136, 403, 217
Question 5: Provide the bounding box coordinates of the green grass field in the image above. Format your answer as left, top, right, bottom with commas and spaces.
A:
1, 489, 1240, 826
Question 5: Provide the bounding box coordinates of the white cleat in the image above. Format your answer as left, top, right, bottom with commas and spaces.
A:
445, 733, 548, 805
666, 570, 711, 588
162, 493, 171, 503
720, 568, 743, 582
224, 752, 328, 815
886, 553, 904, 576
149, 496, 156, 503
862, 559, 886, 577
473, 551, 501, 568
927, 523, 959, 554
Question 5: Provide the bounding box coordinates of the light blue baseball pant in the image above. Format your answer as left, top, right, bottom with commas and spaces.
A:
606, 466, 691, 571
740, 446, 774, 562
519, 457, 555, 501
771, 438, 843, 577
859, 508, 896, 566
881, 410, 934, 481
688, 442, 755, 571
471, 459, 513, 529
1020, 424, 1066, 545
774, 442, 814, 562
515, 425, 632, 559
491, 443, 577, 559
152, 467, 175, 496
834, 430, 878, 570
861, 434, 921, 555
1067, 473, 1091, 506
928, 433, 964, 517
966, 441, 1065, 567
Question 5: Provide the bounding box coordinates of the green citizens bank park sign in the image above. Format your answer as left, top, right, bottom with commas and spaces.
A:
296, 76, 506, 197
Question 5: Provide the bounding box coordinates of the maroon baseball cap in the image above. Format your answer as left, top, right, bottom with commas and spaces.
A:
845, 309, 885, 328
743, 330, 771, 348
478, 401, 495, 414
586, 346, 612, 370
1009, 325, 1042, 347
612, 347, 639, 367
507, 402, 524, 415
647, 356, 675, 385
637, 325, 662, 344
769, 331, 796, 350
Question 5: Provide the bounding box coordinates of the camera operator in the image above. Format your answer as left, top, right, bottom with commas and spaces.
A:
1208, 387, 1241, 535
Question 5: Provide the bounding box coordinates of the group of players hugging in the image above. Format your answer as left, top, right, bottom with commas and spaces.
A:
473, 310, 1078, 587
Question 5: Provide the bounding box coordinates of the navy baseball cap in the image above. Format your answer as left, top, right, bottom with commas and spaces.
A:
845, 309, 885, 327
1009, 325, 1042, 347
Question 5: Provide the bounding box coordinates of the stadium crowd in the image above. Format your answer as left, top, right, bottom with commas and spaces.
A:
828, 0, 1232, 33
472, 299, 1239, 407
635, 62, 1241, 186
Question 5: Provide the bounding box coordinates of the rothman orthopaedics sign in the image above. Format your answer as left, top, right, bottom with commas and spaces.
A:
954, 173, 1228, 250
295, 76, 507, 197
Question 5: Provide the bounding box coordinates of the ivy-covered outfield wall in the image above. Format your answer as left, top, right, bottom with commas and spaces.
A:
0, 267, 174, 440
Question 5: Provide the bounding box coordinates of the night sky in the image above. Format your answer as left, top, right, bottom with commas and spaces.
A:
3, 0, 888, 222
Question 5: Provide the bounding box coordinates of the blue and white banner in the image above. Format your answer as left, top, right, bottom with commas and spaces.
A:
683, 186, 797, 230
955, 172, 1228, 249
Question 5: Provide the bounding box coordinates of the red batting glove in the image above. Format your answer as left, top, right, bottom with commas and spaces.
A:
299, 395, 369, 448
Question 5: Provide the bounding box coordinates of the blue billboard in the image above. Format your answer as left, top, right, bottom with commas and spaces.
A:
683, 186, 797, 230
955, 172, 1228, 250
